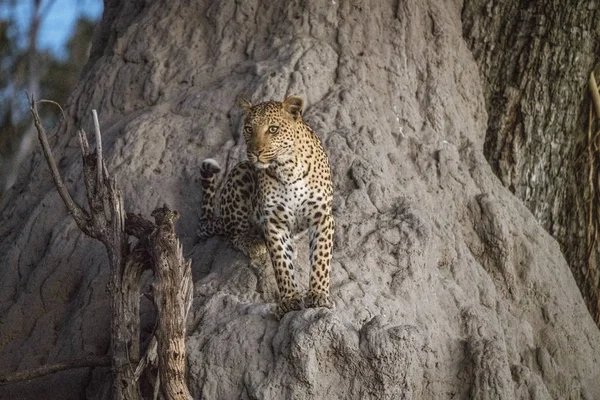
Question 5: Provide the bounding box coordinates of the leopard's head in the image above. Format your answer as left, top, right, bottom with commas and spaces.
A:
238, 96, 304, 169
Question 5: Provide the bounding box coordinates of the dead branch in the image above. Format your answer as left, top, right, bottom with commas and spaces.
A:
126, 213, 156, 239
28, 98, 193, 399
28, 95, 89, 230
135, 336, 160, 400
135, 336, 158, 382
150, 206, 193, 400
0, 355, 110, 386
92, 110, 104, 192
29, 97, 142, 400
590, 72, 600, 123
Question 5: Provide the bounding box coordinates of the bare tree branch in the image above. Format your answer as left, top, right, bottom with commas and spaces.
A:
134, 336, 157, 383
590, 71, 600, 120
38, 99, 66, 121
92, 109, 103, 192
78, 129, 90, 155
27, 93, 89, 228
38, 99, 66, 141
126, 213, 156, 239
0, 355, 110, 386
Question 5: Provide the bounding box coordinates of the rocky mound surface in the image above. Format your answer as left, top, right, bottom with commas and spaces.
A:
1, 0, 599, 399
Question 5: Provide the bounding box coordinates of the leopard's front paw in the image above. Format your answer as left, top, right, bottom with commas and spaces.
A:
304, 291, 333, 309
277, 293, 303, 315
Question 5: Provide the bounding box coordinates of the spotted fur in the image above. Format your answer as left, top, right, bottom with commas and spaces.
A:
198, 96, 334, 314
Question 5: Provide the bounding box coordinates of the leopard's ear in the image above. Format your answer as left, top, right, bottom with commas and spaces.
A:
238, 97, 253, 114
282, 96, 304, 120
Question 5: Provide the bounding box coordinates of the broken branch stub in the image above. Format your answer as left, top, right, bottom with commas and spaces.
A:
150, 206, 193, 400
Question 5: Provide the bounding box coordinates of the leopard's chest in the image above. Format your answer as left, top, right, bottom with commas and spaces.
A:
254, 166, 312, 232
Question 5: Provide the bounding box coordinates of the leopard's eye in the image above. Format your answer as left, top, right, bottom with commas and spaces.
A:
244, 126, 253, 135
268, 125, 279, 134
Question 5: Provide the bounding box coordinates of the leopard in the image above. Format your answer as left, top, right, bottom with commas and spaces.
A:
198, 95, 334, 314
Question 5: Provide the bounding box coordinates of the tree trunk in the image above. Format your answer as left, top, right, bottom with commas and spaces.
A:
109, 247, 142, 400
462, 0, 600, 324
150, 208, 193, 400
6, 101, 194, 398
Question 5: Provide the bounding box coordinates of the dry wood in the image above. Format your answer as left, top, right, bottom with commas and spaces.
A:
28, 95, 142, 400
0, 355, 110, 386
590, 72, 600, 124
25, 96, 193, 399
92, 109, 103, 190
28, 95, 89, 230
150, 206, 193, 400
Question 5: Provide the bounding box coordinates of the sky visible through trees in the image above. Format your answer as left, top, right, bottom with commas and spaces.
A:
0, 0, 103, 199
0, 0, 102, 59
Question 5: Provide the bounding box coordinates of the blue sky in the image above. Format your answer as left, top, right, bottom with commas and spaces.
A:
0, 0, 103, 59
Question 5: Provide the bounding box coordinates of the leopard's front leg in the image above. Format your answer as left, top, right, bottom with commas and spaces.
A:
263, 216, 303, 314
305, 213, 334, 309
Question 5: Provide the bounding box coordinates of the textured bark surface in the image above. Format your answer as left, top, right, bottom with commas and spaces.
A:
462, 0, 600, 323
1, 0, 600, 399
150, 207, 193, 400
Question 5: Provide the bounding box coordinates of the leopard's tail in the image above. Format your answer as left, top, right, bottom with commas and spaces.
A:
198, 158, 223, 239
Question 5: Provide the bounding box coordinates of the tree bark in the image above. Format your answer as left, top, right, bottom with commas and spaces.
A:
462, 0, 600, 324
29, 99, 142, 399
109, 246, 142, 400
26, 100, 193, 398
150, 207, 193, 400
